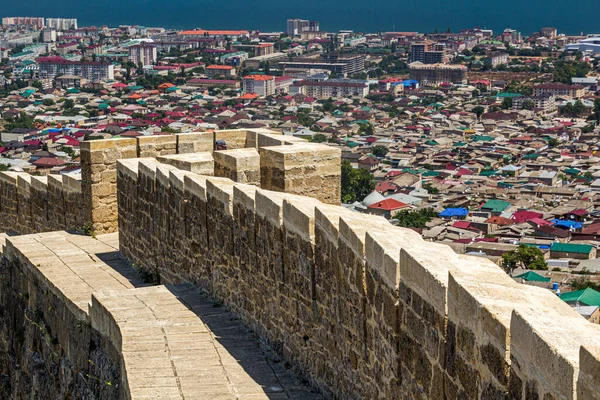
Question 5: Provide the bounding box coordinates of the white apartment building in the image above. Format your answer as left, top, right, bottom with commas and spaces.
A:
129, 42, 157, 67
291, 79, 369, 99
46, 18, 78, 30
38, 57, 114, 81
242, 75, 276, 97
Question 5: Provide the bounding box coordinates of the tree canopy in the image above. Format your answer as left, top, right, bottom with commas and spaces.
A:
502, 244, 548, 273
341, 160, 375, 203
393, 208, 437, 228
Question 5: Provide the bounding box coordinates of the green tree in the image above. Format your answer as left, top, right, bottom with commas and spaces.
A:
42, 98, 55, 106
547, 137, 559, 147
31, 81, 43, 90
472, 105, 485, 119
593, 98, 600, 124
501, 97, 513, 110
358, 122, 374, 135
502, 244, 548, 273
372, 145, 388, 157
310, 134, 327, 143
341, 160, 375, 203
552, 60, 591, 84
392, 208, 438, 228
63, 99, 75, 109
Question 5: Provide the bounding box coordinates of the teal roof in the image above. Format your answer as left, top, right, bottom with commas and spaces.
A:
472, 135, 494, 142
497, 93, 523, 98
522, 153, 540, 160
551, 243, 594, 254
454, 141, 467, 147
127, 86, 144, 91
422, 171, 440, 177
480, 170, 497, 176
481, 199, 510, 213
564, 168, 580, 175
166, 86, 179, 92
514, 271, 550, 282
560, 288, 600, 307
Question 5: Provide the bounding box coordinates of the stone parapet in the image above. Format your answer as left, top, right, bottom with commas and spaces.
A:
80, 138, 137, 234
176, 131, 214, 153
260, 143, 341, 205
157, 152, 214, 175
213, 148, 260, 184
114, 156, 600, 400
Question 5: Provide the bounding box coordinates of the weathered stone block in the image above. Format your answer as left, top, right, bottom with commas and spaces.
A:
260, 144, 341, 205
214, 148, 260, 185
157, 152, 214, 175
176, 132, 214, 153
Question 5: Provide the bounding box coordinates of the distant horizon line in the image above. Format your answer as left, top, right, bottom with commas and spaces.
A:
0, 14, 593, 37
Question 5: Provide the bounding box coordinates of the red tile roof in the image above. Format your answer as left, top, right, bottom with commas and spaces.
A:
367, 199, 410, 211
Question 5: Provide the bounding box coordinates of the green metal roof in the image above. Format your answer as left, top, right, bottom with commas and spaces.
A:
522, 153, 540, 160
551, 243, 594, 254
472, 135, 494, 142
481, 199, 510, 213
480, 170, 497, 176
422, 171, 440, 177
454, 141, 467, 147
560, 288, 600, 307
564, 168, 580, 175
496, 93, 523, 98
514, 271, 551, 282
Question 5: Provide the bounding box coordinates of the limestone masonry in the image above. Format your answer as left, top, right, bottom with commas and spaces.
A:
0, 128, 599, 399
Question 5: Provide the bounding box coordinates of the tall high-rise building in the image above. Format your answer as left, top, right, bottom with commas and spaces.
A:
46, 18, 78, 30
286, 18, 319, 36
129, 42, 157, 67
410, 41, 447, 64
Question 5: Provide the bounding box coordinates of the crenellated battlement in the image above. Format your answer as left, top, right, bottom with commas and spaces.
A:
112, 155, 600, 399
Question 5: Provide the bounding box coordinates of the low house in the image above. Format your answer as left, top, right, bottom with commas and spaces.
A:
439, 207, 469, 220
366, 198, 410, 219
550, 243, 596, 260
480, 199, 511, 216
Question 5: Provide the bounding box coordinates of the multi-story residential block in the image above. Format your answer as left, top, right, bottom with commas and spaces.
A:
128, 42, 157, 67
256, 43, 275, 57
540, 27, 558, 39
486, 52, 509, 66
409, 63, 467, 86
410, 41, 447, 64
56, 41, 79, 55
187, 79, 240, 90
1, 17, 44, 29
205, 65, 236, 78
279, 54, 365, 76
290, 78, 369, 99
512, 93, 557, 114
243, 75, 276, 96
37, 57, 114, 81
46, 18, 78, 30
42, 28, 57, 43
533, 83, 587, 99
286, 19, 319, 36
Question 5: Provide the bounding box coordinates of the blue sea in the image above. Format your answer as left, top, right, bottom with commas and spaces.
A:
2, 0, 598, 36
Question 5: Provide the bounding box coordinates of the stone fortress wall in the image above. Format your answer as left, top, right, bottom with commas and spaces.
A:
0, 129, 600, 399
0, 128, 341, 236
114, 156, 600, 399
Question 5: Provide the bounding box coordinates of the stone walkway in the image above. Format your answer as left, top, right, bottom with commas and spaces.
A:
2, 231, 323, 400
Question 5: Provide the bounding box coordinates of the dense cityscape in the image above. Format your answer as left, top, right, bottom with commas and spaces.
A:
2, 15, 600, 324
